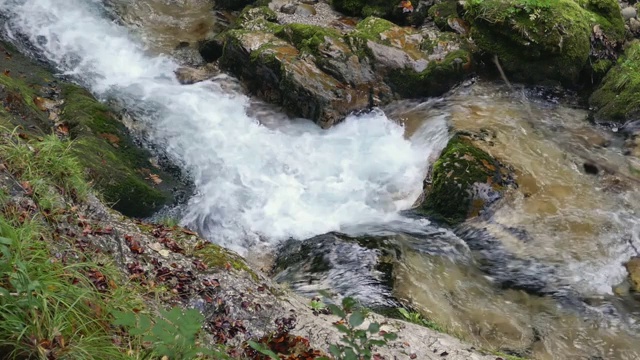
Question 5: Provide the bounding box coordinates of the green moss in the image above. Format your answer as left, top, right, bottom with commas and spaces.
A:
237, 5, 277, 28
428, 0, 459, 30
194, 243, 258, 280
590, 41, 640, 123
578, 0, 625, 40
465, 0, 622, 85
387, 49, 471, 97
353, 17, 395, 41
275, 23, 343, 55
61, 84, 178, 217
420, 135, 507, 225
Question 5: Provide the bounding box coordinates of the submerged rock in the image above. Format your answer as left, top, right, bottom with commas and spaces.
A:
418, 133, 515, 225
590, 40, 640, 123
465, 0, 625, 85
273, 232, 401, 309
626, 257, 640, 292
216, 7, 471, 127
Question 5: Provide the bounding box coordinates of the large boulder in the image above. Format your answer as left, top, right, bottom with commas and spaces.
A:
216, 7, 471, 127
465, 0, 625, 85
418, 134, 515, 225
590, 40, 640, 124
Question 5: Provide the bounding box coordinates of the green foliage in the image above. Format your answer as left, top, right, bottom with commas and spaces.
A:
590, 41, 640, 123
0, 129, 89, 206
318, 297, 397, 360
112, 307, 219, 359
397, 308, 445, 332
0, 216, 130, 360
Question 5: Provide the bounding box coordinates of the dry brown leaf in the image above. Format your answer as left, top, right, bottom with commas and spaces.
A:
147, 174, 162, 185
2, 69, 9, 77
99, 133, 120, 147
56, 123, 69, 136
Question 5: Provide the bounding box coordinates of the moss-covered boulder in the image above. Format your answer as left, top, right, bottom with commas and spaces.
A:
590, 41, 640, 123
419, 134, 514, 225
217, 11, 471, 127
428, 0, 460, 30
0, 42, 186, 218
626, 257, 640, 292
465, 0, 625, 85
350, 17, 472, 98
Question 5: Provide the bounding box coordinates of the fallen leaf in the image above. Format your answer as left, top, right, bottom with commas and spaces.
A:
99, 133, 120, 147
147, 174, 162, 185
125, 235, 144, 254
2, 69, 9, 77
481, 159, 496, 171
21, 181, 33, 196
56, 123, 69, 136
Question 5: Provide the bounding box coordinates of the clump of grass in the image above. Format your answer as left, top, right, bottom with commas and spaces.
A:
0, 128, 89, 207
0, 215, 131, 359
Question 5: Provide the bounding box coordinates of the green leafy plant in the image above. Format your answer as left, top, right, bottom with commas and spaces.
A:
113, 307, 220, 359
397, 308, 444, 332
318, 297, 397, 360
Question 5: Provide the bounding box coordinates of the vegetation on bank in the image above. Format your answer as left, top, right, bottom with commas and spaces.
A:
590, 40, 640, 123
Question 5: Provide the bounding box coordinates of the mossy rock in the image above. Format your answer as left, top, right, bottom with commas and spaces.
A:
589, 41, 640, 123
61, 85, 184, 217
0, 42, 187, 217
626, 257, 640, 292
419, 134, 514, 225
428, 0, 460, 30
465, 0, 624, 85
275, 23, 343, 56
349, 17, 472, 97
194, 242, 258, 280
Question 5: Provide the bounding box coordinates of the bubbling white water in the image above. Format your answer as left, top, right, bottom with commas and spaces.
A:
0, 0, 447, 253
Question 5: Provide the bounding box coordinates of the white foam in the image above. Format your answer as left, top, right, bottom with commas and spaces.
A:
0, 0, 447, 253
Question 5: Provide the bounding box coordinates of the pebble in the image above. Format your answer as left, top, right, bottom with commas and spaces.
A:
622, 6, 637, 21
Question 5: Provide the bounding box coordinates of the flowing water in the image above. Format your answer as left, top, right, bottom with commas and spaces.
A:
2, 0, 640, 359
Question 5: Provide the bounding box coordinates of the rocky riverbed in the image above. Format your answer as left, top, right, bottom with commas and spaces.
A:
3, 0, 640, 359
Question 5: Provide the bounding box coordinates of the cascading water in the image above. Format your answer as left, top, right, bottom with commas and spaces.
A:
0, 0, 447, 253
5, 0, 640, 358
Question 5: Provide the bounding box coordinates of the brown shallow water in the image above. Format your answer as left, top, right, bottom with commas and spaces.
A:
385, 83, 640, 359
105, 2, 640, 358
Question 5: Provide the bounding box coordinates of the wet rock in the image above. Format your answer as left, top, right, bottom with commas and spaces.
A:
418, 133, 515, 225
626, 257, 640, 292
465, 0, 625, 85
174, 64, 220, 85
583, 162, 600, 175
217, 9, 471, 127
273, 232, 402, 309
590, 40, 640, 123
